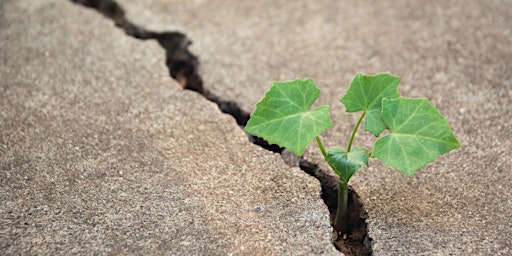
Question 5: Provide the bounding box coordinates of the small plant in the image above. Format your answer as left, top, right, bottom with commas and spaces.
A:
244, 73, 460, 234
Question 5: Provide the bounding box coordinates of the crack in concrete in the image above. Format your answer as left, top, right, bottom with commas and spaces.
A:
70, 0, 372, 254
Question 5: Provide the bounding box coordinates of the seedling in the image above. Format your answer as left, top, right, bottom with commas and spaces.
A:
244, 73, 460, 234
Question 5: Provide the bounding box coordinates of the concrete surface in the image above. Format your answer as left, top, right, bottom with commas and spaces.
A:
117, 0, 512, 255
0, 0, 337, 255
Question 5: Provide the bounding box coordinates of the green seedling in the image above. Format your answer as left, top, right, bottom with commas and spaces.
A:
244, 73, 460, 234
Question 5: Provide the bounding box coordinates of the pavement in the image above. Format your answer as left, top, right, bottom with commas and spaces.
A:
0, 1, 336, 255
1, 0, 511, 255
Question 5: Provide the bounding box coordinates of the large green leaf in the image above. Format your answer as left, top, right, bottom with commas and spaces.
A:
326, 147, 369, 182
372, 98, 460, 177
340, 73, 401, 136
244, 78, 332, 156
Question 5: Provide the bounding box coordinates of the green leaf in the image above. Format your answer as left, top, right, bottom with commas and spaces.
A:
372, 98, 460, 177
244, 78, 332, 156
326, 147, 369, 182
340, 73, 401, 136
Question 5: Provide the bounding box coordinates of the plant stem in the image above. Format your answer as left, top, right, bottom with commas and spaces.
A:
334, 178, 350, 234
347, 111, 366, 152
316, 136, 327, 158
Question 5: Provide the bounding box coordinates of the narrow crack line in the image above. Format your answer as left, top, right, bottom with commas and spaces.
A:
70, 1, 372, 255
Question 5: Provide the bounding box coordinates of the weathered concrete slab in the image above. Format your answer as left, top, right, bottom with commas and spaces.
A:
119, 0, 512, 254
0, 0, 337, 254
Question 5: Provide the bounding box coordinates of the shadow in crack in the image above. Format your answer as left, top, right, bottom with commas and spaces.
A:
70, 0, 371, 254
70, 0, 202, 93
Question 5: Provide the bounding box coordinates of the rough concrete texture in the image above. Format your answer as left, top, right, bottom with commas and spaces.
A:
0, 0, 337, 255
118, 0, 512, 254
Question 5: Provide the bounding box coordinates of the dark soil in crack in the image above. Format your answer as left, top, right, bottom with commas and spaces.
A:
70, 0, 372, 254
300, 161, 372, 256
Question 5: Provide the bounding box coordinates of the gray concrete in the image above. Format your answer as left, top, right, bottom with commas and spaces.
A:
0, 0, 337, 255
119, 0, 512, 255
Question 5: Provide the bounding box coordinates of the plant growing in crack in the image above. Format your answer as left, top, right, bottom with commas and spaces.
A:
244, 73, 460, 236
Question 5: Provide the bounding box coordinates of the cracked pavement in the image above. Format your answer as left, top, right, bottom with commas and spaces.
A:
1, 0, 511, 255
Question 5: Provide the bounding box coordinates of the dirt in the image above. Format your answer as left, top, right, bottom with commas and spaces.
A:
332, 189, 372, 256
300, 161, 372, 256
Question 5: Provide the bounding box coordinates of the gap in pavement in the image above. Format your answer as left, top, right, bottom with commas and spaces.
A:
70, 0, 372, 254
